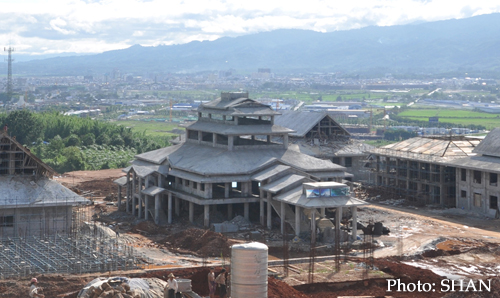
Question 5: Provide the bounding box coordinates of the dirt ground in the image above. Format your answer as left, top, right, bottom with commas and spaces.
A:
12, 169, 498, 297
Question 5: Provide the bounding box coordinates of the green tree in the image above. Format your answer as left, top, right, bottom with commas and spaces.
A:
65, 134, 81, 147
4, 110, 44, 145
47, 135, 65, 158
81, 133, 95, 146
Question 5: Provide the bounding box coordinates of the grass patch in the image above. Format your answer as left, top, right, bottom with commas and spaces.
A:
115, 120, 183, 137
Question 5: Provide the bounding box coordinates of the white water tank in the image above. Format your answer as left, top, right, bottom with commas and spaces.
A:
230, 242, 268, 298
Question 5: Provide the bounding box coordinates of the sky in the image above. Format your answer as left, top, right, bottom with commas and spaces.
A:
1, 0, 500, 58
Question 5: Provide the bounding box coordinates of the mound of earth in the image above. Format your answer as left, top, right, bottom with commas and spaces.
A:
161, 228, 242, 257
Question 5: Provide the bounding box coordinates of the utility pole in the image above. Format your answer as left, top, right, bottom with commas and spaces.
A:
4, 47, 14, 102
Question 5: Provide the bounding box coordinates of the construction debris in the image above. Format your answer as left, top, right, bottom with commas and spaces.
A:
77, 277, 166, 298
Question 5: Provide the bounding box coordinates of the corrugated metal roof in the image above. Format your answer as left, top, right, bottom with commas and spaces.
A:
274, 111, 349, 137
369, 137, 479, 161
473, 128, 500, 157
0, 176, 89, 208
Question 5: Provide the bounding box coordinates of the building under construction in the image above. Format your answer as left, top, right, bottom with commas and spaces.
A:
367, 135, 482, 207
116, 92, 366, 241
274, 111, 375, 182
0, 131, 141, 278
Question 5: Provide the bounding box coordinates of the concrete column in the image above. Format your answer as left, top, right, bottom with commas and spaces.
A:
204, 205, 210, 227
117, 185, 122, 210
198, 131, 202, 144
132, 172, 137, 216
267, 135, 271, 143
158, 174, 163, 188
126, 172, 130, 212
283, 134, 289, 149
175, 197, 180, 216
320, 207, 325, 217
244, 203, 249, 220
228, 136, 234, 151
351, 206, 357, 241
228, 204, 233, 219
225, 182, 230, 198
335, 207, 342, 243
168, 193, 172, 224
259, 190, 264, 226
189, 202, 194, 223
295, 206, 301, 236
154, 194, 160, 224
311, 209, 317, 244
440, 166, 445, 205
280, 202, 285, 234
138, 178, 143, 219
267, 192, 272, 229
144, 177, 150, 220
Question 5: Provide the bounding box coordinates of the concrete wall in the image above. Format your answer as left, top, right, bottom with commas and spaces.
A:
456, 168, 500, 217
0, 206, 73, 238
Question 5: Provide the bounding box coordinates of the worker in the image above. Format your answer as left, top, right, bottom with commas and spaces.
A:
29, 278, 45, 298
164, 273, 178, 298
215, 268, 227, 298
208, 267, 216, 298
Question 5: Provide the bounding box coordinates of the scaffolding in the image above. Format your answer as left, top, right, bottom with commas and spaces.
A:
0, 201, 142, 278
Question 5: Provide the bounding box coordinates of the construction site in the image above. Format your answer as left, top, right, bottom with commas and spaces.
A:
1, 93, 500, 297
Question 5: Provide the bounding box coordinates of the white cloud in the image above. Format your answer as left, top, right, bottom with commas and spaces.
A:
1, 0, 500, 56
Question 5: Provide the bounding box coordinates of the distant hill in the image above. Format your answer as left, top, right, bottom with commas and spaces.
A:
7, 13, 500, 76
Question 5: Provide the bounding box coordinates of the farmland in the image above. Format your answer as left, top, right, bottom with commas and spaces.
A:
396, 108, 500, 129
115, 120, 182, 137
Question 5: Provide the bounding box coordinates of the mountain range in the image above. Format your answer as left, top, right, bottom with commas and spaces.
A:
6, 13, 500, 76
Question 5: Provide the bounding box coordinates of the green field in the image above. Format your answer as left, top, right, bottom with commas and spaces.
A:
397, 109, 500, 129
115, 120, 183, 137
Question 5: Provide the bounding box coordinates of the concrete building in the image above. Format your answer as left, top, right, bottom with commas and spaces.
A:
368, 136, 482, 207
274, 111, 375, 181
0, 131, 89, 238
117, 92, 366, 239
442, 128, 500, 217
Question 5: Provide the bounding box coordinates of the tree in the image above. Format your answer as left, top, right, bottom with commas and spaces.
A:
47, 135, 65, 158
65, 134, 81, 147
81, 133, 95, 146
4, 110, 44, 145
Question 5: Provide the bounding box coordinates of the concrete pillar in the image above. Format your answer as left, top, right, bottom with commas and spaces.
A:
267, 135, 271, 143
198, 131, 202, 144
175, 197, 180, 216
244, 203, 249, 220
311, 208, 317, 244
225, 182, 230, 198
259, 190, 264, 226
126, 171, 130, 212
138, 178, 143, 219
189, 202, 194, 223
117, 185, 122, 210
154, 194, 160, 225
267, 192, 272, 230
228, 204, 233, 219
335, 207, 342, 243
280, 202, 285, 234
204, 204, 210, 227
213, 133, 217, 147
283, 134, 289, 149
132, 172, 137, 216
320, 207, 325, 217
351, 206, 357, 241
440, 166, 445, 205
295, 206, 301, 236
168, 193, 172, 224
